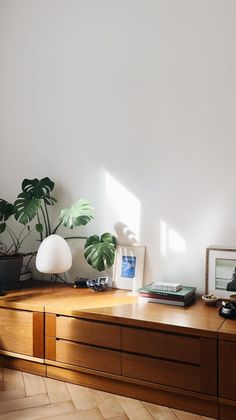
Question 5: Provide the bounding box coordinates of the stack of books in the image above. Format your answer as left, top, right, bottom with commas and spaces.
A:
138, 283, 196, 306
150, 281, 182, 292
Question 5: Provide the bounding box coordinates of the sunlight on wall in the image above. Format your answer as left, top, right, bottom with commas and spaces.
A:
160, 220, 186, 256
105, 172, 141, 242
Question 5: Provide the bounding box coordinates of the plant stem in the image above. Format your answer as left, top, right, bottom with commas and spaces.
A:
6, 243, 14, 253
52, 220, 62, 234
5, 227, 17, 252
17, 225, 27, 249
37, 214, 43, 242
64, 236, 88, 240
25, 251, 37, 270
44, 200, 51, 235
40, 206, 48, 237
18, 225, 26, 242
19, 227, 35, 247
6, 225, 18, 242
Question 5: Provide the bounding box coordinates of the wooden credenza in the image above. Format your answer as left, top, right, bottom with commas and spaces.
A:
0, 286, 235, 419
218, 319, 236, 419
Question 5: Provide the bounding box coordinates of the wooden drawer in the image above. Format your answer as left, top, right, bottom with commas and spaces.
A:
219, 402, 236, 420
122, 353, 200, 392
0, 308, 33, 356
122, 327, 200, 364
55, 316, 121, 350
219, 340, 236, 400
55, 339, 121, 375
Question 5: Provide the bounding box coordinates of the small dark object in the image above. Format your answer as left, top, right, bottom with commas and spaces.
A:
73, 278, 90, 288
87, 277, 109, 292
219, 300, 236, 319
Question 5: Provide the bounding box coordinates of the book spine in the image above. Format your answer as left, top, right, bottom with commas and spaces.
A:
138, 290, 195, 299
139, 296, 195, 306
152, 284, 182, 292
138, 292, 188, 301
139, 297, 185, 306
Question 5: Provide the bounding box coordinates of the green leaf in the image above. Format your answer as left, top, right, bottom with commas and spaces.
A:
84, 233, 117, 271
22, 177, 56, 205
35, 223, 43, 233
59, 199, 95, 229
44, 195, 57, 206
14, 192, 41, 225
0, 199, 14, 222
0, 222, 6, 233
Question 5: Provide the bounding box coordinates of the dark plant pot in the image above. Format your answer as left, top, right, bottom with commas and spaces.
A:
0, 254, 23, 293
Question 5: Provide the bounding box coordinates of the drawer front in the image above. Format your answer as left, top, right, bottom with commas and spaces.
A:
56, 316, 121, 349
56, 339, 121, 375
0, 308, 33, 356
219, 340, 236, 400
122, 353, 200, 392
122, 327, 200, 364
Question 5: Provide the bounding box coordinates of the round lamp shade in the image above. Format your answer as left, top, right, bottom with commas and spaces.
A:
36, 234, 72, 274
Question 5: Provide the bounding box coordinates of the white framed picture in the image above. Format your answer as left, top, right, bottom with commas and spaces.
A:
113, 245, 145, 291
206, 247, 236, 298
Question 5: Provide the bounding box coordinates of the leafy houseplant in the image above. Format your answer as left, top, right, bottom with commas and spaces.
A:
0, 177, 117, 289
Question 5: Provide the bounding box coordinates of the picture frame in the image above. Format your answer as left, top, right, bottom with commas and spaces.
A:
113, 245, 145, 291
206, 247, 236, 298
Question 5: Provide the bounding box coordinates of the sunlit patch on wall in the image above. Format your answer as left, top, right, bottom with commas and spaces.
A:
160, 220, 186, 256
105, 172, 141, 241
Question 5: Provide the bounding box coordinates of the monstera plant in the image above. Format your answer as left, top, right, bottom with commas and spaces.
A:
0, 177, 117, 272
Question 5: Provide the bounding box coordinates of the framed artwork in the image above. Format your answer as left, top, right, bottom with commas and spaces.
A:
206, 247, 236, 298
113, 245, 145, 290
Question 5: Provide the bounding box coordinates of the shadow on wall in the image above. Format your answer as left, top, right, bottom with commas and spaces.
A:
114, 222, 138, 245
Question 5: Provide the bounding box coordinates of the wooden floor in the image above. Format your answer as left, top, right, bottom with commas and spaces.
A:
0, 368, 215, 419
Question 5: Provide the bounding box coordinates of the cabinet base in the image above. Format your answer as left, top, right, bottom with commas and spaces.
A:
0, 355, 46, 377
47, 364, 218, 419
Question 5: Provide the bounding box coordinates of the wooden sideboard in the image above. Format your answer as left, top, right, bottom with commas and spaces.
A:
218, 319, 236, 419
0, 286, 234, 419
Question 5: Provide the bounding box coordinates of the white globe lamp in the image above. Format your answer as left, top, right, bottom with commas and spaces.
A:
36, 235, 72, 284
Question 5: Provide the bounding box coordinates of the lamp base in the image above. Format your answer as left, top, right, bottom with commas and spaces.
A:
50, 273, 68, 291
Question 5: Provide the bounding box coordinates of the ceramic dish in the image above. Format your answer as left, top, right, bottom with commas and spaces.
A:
202, 294, 219, 306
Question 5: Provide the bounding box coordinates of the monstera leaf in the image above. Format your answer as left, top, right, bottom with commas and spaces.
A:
14, 192, 41, 225
0, 199, 14, 222
0, 223, 6, 233
22, 177, 56, 205
59, 199, 95, 229
84, 233, 117, 271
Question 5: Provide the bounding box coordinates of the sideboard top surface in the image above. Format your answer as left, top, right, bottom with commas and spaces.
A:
0, 285, 226, 337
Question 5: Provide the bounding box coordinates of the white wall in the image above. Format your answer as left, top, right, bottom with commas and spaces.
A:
1, 0, 236, 291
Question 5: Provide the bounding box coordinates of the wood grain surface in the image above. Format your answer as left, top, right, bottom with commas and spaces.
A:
47, 365, 218, 418
56, 316, 121, 349
56, 339, 121, 375
0, 368, 217, 420
122, 326, 200, 363
0, 308, 33, 356
0, 286, 225, 338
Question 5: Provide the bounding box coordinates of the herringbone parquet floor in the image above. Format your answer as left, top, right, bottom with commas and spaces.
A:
0, 368, 215, 419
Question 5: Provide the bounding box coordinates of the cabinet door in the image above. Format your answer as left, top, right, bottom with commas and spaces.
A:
0, 308, 44, 358
219, 340, 236, 400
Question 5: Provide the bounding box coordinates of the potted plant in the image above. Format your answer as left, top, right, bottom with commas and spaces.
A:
0, 199, 34, 291
0, 177, 117, 290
